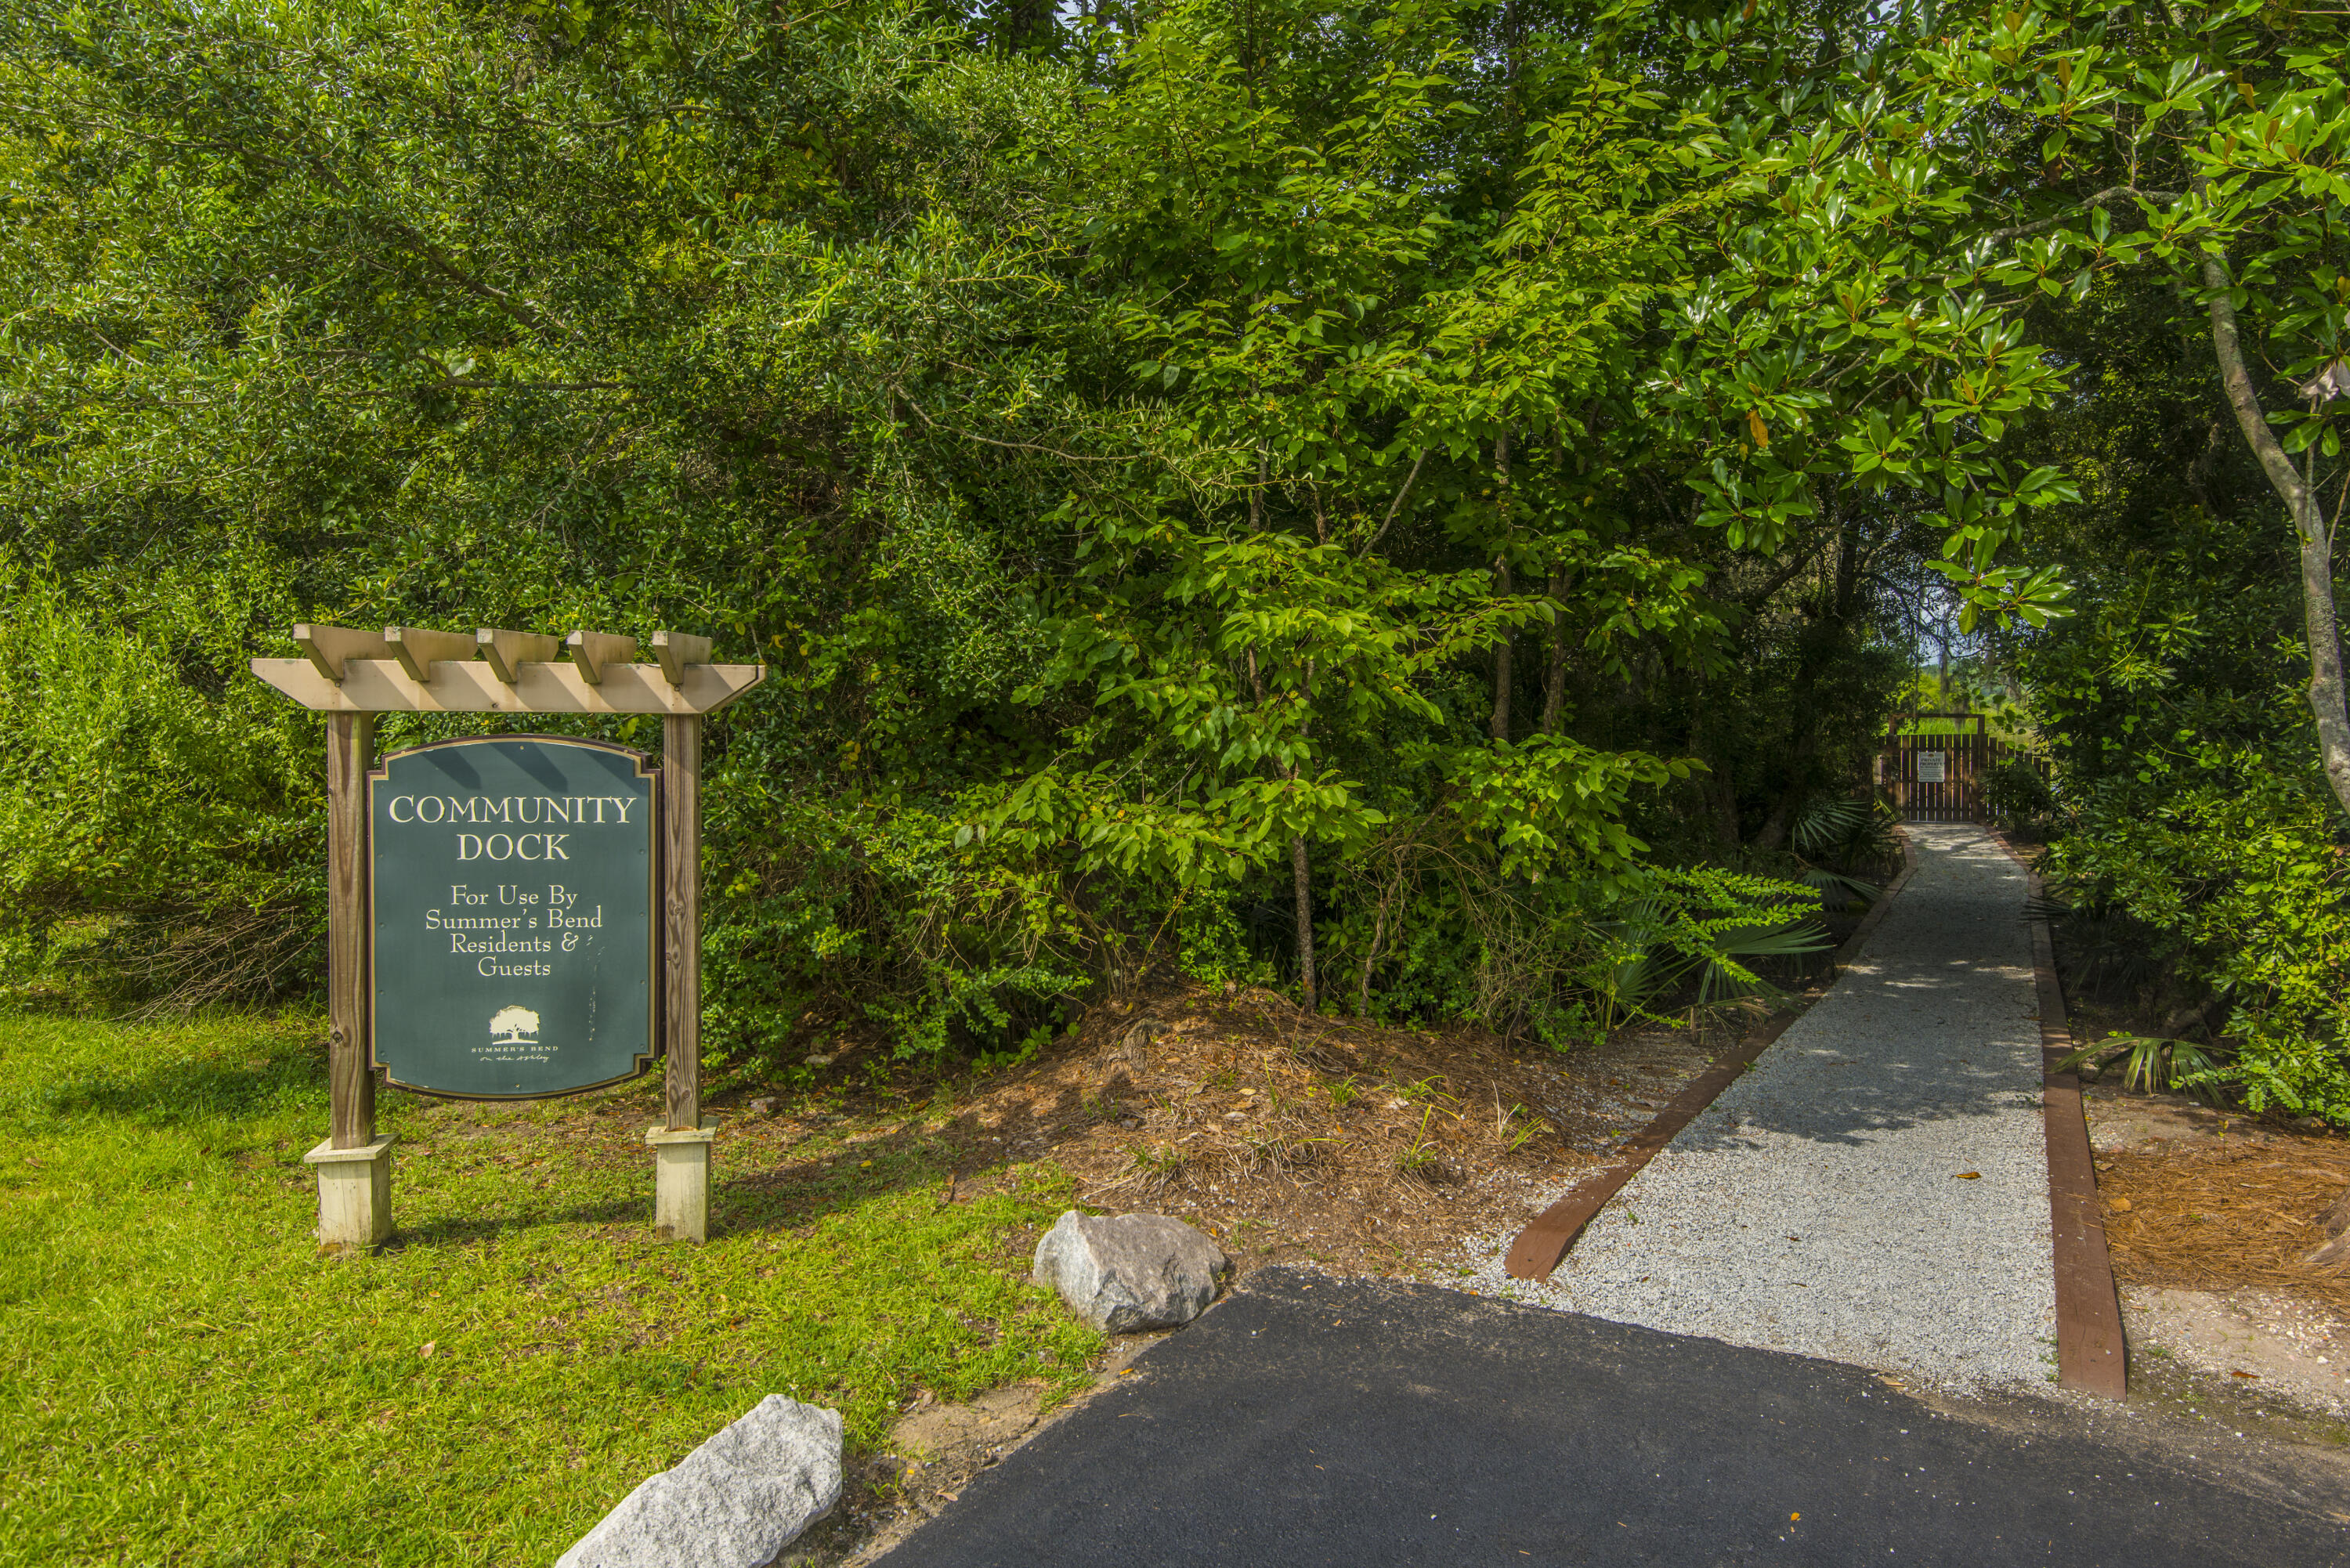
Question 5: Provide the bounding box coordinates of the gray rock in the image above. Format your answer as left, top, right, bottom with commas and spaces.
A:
1032, 1210, 1229, 1333
557, 1395, 842, 1568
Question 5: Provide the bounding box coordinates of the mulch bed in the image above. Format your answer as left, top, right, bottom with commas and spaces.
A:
2097, 1140, 2350, 1313
737, 979, 1752, 1281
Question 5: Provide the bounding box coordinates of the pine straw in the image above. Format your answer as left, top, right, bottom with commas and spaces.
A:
2097, 1141, 2350, 1313
897, 980, 1738, 1279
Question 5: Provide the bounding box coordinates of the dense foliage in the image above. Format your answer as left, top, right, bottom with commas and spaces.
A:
3, 0, 2345, 1103
1995, 273, 2350, 1121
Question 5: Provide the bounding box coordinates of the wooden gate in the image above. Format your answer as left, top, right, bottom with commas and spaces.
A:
1878, 714, 2041, 822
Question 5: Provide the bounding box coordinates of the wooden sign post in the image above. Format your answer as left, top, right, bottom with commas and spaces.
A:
254, 625, 763, 1251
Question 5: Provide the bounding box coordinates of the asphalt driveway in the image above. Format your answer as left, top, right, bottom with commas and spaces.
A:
873, 1268, 2348, 1567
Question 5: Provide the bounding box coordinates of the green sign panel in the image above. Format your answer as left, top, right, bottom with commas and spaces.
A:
369, 736, 657, 1099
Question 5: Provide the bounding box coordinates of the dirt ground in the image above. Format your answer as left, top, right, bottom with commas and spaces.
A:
737, 979, 1757, 1287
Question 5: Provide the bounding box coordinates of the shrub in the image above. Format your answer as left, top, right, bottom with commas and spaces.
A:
2044, 768, 2350, 1125
1172, 894, 1276, 992
1981, 757, 2057, 834
702, 779, 1091, 1075
1317, 815, 1822, 1048
0, 577, 316, 1009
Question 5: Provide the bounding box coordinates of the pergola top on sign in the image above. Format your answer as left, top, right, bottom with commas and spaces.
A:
254, 623, 762, 716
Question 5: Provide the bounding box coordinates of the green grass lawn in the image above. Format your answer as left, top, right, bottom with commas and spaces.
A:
0, 1009, 1101, 1566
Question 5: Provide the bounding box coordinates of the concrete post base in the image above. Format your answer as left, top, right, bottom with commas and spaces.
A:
646, 1122, 717, 1242
303, 1135, 395, 1252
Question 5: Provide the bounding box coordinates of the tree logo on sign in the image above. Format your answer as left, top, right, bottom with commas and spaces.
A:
489, 1006, 541, 1047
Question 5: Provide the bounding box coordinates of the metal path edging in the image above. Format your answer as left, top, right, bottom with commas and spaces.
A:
1986, 829, 2128, 1399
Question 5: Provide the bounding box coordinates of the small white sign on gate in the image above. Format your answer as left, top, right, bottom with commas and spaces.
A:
1915, 750, 1947, 784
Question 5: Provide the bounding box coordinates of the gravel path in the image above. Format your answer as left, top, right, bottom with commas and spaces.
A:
1470, 823, 2057, 1391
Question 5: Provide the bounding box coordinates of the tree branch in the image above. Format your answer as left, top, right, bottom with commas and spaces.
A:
896, 392, 1133, 463
1982, 186, 2182, 244
2193, 207, 2350, 816
1359, 446, 1430, 558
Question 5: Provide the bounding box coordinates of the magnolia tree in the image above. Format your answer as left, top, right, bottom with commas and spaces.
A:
1683, 0, 2350, 811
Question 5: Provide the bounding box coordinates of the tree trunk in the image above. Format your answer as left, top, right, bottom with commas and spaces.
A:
1709, 773, 1741, 850
1754, 505, 1848, 851
1832, 506, 1863, 620
1753, 760, 1813, 851
1357, 871, 1393, 1018
1489, 557, 1513, 741
2199, 249, 2350, 818
1290, 833, 1317, 1013
1542, 565, 1569, 733
1490, 431, 1514, 741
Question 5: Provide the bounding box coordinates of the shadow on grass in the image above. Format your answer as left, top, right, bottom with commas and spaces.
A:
710, 1066, 1130, 1238
385, 1198, 648, 1249
27, 1014, 1130, 1245
20, 1033, 323, 1129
